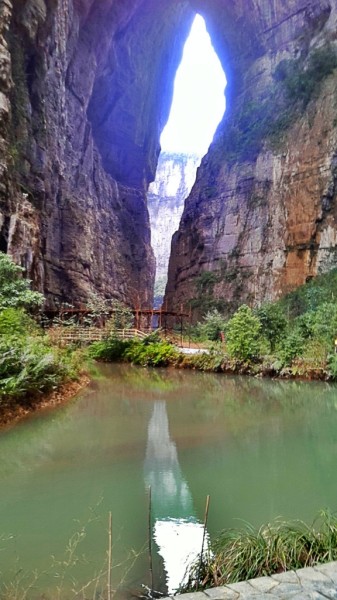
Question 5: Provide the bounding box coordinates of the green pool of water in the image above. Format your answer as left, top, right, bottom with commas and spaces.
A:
1, 364, 337, 598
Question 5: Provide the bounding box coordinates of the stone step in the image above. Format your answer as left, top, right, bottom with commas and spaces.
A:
162, 561, 337, 599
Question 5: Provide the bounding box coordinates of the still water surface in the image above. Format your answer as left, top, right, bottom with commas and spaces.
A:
1, 364, 337, 597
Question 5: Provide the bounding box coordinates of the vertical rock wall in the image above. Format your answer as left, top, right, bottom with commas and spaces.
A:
165, 0, 337, 318
148, 152, 200, 305
0, 0, 194, 307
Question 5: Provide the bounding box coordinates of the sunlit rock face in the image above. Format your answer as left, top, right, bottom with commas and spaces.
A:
1, 0, 337, 310
165, 0, 337, 317
148, 152, 200, 305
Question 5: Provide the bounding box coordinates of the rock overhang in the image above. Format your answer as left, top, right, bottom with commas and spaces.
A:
2, 0, 337, 310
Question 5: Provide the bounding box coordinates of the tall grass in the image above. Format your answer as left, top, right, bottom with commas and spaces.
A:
0, 514, 145, 600
182, 511, 337, 591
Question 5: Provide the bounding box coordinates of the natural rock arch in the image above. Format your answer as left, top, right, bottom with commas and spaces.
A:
1, 0, 337, 311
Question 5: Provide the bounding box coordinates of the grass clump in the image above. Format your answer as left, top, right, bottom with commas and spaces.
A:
182, 511, 337, 591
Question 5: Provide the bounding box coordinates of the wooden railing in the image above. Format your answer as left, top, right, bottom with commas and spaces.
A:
49, 327, 148, 344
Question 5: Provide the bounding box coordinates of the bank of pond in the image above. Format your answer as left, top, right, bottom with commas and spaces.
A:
87, 331, 334, 381
2, 252, 337, 597
3, 263, 337, 423
1, 325, 335, 429
1, 362, 337, 599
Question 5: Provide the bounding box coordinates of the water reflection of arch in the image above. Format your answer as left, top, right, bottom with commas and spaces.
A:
144, 401, 208, 593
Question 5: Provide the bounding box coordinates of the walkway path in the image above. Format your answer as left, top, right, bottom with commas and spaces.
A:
179, 348, 209, 355
164, 562, 337, 599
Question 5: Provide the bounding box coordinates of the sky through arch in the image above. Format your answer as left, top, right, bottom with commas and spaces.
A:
160, 14, 227, 156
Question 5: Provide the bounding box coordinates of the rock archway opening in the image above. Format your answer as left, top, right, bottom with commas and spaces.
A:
148, 14, 226, 308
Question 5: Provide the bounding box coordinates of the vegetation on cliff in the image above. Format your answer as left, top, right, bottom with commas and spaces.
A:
219, 43, 337, 162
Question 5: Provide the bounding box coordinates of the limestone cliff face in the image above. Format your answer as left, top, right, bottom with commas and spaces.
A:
148, 152, 200, 293
0, 0, 193, 307
165, 1, 337, 317
2, 0, 337, 312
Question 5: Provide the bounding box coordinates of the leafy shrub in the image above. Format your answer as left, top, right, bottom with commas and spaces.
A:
300, 339, 328, 366
256, 303, 287, 351
327, 354, 337, 380
0, 307, 37, 335
89, 333, 179, 367
0, 252, 44, 311
276, 45, 337, 107
189, 271, 230, 317
0, 335, 79, 403
195, 271, 220, 295
181, 350, 226, 372
225, 305, 262, 362
281, 301, 337, 360
88, 337, 130, 361
277, 329, 305, 366
124, 339, 179, 367
309, 302, 337, 347
198, 309, 226, 341
0, 257, 84, 408
278, 270, 337, 317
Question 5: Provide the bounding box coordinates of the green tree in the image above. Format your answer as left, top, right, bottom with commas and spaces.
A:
256, 303, 287, 351
295, 302, 337, 352
199, 309, 226, 341
225, 305, 262, 361
0, 307, 37, 335
0, 252, 44, 311
310, 302, 337, 347
108, 299, 134, 330
83, 293, 133, 329
277, 328, 305, 366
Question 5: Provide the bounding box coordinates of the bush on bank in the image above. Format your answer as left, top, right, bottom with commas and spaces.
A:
0, 333, 81, 405
0, 252, 44, 311
0, 253, 82, 415
89, 332, 180, 367
182, 270, 337, 378
182, 511, 337, 591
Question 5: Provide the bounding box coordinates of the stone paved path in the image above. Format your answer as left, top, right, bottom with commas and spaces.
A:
163, 562, 337, 599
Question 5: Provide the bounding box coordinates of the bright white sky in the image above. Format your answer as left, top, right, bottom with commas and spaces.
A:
160, 14, 226, 156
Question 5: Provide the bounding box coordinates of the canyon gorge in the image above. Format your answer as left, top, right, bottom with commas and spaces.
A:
148, 152, 200, 306
1, 0, 337, 315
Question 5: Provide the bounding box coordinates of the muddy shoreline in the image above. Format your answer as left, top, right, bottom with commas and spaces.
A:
0, 373, 90, 430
